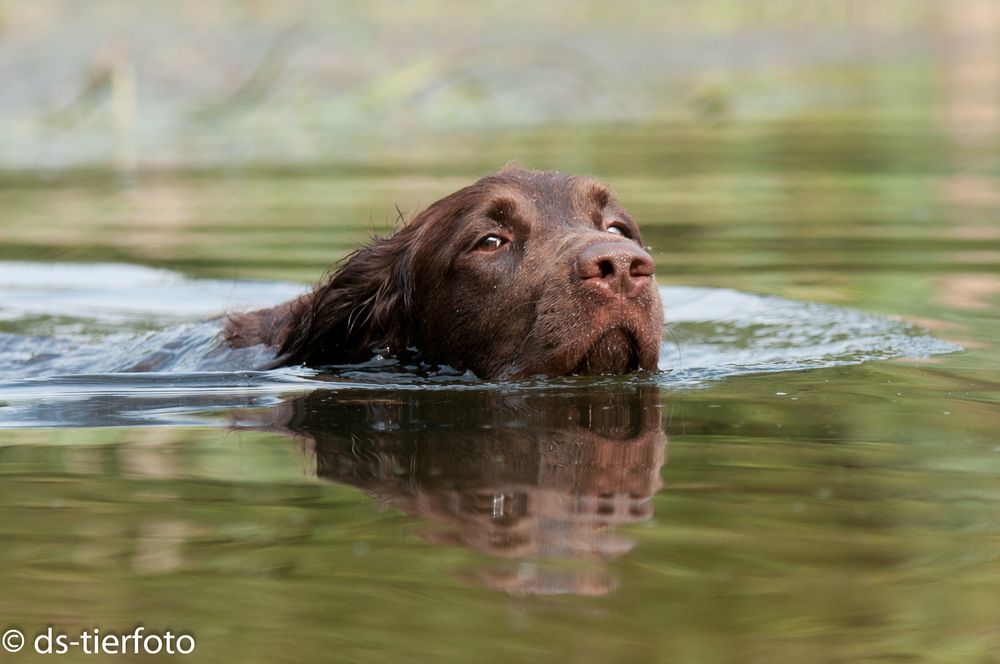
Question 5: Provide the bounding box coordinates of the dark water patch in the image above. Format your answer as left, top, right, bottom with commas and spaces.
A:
0, 370, 318, 428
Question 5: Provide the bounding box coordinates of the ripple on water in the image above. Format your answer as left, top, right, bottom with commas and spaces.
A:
0, 262, 960, 427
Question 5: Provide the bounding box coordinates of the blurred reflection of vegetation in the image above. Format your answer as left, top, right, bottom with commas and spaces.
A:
2, 361, 999, 660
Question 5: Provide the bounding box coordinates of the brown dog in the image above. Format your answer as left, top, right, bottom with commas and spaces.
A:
224, 167, 663, 379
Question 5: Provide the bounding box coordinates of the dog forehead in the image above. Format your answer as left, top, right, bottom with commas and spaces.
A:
480, 171, 615, 225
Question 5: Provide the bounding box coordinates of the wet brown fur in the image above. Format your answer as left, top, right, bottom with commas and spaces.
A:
224, 167, 664, 379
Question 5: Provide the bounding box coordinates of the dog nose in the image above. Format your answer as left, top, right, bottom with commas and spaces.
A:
575, 241, 655, 298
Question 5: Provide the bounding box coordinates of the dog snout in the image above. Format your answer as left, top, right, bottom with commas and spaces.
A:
574, 240, 655, 298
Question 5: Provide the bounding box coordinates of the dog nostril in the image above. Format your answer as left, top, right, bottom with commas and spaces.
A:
630, 255, 655, 278
575, 241, 655, 295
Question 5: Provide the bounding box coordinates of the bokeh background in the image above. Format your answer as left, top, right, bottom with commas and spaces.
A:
3, 0, 999, 170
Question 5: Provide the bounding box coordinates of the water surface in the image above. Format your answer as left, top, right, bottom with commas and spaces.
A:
0, 261, 957, 426
1, 119, 999, 663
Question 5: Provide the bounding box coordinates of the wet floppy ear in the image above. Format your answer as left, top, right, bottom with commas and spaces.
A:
274, 228, 417, 366
362, 231, 416, 345
269, 183, 478, 368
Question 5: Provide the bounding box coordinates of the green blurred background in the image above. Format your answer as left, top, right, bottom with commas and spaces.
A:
2, 0, 998, 171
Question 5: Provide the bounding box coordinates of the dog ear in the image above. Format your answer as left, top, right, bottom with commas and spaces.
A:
273, 228, 417, 367
228, 180, 480, 369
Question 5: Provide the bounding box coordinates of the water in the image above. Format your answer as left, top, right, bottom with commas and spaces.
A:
2, 128, 1000, 663
0, 261, 957, 425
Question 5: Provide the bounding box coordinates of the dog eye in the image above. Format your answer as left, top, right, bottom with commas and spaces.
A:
475, 235, 508, 252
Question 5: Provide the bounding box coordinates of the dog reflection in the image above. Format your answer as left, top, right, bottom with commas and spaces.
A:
261, 385, 666, 595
